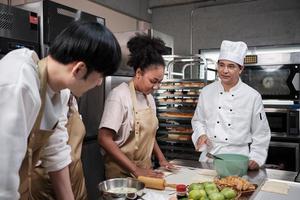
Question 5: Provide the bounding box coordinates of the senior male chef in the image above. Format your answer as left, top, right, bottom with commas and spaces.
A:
191, 40, 271, 170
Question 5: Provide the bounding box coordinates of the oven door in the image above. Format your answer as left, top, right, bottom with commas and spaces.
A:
266, 141, 299, 172
266, 111, 288, 134
241, 64, 300, 100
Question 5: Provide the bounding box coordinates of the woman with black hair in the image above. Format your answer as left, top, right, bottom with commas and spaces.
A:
98, 33, 174, 179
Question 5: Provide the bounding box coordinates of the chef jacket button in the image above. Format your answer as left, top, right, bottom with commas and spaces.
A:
225, 138, 228, 141
220, 92, 223, 95
218, 106, 221, 109
228, 124, 231, 126
230, 109, 232, 112
214, 135, 217, 138
217, 121, 220, 124
231, 94, 234, 97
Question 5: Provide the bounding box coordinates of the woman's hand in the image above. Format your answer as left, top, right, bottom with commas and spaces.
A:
159, 159, 176, 171
132, 167, 164, 178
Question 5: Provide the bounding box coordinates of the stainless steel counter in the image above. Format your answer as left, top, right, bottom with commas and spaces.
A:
170, 159, 299, 200
170, 159, 297, 182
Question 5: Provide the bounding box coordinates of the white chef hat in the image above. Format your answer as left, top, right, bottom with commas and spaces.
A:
218, 40, 248, 66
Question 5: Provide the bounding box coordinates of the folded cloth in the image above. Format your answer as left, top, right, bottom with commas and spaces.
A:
261, 180, 289, 195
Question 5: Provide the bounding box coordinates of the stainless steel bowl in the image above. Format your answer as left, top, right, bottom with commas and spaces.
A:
98, 178, 145, 200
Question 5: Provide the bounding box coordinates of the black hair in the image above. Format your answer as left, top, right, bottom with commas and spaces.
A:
49, 20, 121, 77
127, 33, 167, 72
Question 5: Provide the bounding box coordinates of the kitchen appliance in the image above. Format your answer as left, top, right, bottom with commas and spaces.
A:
18, 0, 105, 57
241, 52, 300, 100
0, 3, 40, 58
266, 141, 300, 172
265, 106, 299, 136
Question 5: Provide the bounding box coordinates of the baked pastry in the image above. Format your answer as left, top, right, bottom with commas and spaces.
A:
160, 112, 193, 118
178, 135, 191, 141
183, 82, 192, 87
174, 98, 182, 103
166, 98, 174, 102
158, 98, 166, 103
163, 91, 173, 95
166, 127, 193, 133
187, 91, 196, 95
168, 134, 180, 140
174, 82, 182, 86
184, 99, 194, 103
174, 91, 183, 95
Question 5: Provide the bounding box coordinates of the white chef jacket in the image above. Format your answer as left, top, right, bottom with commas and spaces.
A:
99, 82, 157, 149
0, 49, 71, 200
191, 79, 271, 166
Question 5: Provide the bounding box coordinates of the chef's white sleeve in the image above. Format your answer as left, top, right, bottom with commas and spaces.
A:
0, 84, 40, 200
40, 90, 71, 172
191, 93, 207, 149
249, 95, 271, 166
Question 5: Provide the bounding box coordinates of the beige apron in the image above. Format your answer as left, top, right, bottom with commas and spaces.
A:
105, 81, 158, 179
19, 58, 55, 200
30, 95, 88, 200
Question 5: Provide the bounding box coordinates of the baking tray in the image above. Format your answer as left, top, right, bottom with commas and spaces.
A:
250, 178, 300, 200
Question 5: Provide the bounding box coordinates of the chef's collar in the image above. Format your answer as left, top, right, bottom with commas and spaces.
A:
218, 78, 242, 93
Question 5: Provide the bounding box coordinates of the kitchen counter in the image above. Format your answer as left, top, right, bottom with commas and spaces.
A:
142, 159, 299, 200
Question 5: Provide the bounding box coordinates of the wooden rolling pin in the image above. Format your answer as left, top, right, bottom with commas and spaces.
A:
137, 176, 176, 190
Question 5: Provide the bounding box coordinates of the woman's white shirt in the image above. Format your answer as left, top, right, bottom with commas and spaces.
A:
99, 82, 157, 148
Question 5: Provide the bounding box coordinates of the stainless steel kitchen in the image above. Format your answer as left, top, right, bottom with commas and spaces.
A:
0, 0, 300, 200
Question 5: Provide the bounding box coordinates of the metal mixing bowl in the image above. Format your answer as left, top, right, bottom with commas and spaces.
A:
98, 178, 145, 200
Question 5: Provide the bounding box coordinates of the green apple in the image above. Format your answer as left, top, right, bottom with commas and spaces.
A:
188, 183, 204, 192
200, 196, 209, 200
188, 190, 202, 200
203, 182, 217, 191
198, 189, 207, 197
220, 187, 237, 199
209, 192, 225, 200
205, 188, 219, 195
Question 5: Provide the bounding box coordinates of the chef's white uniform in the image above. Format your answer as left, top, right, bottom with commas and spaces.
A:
191, 79, 271, 166
0, 49, 71, 200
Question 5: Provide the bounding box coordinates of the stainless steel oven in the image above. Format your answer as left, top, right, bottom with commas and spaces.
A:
241, 52, 300, 100
265, 106, 300, 136
266, 141, 300, 172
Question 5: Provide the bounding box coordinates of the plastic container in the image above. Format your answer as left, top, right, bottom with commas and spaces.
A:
213, 153, 249, 177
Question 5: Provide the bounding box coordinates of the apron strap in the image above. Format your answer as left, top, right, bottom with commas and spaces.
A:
129, 81, 152, 151
26, 58, 48, 198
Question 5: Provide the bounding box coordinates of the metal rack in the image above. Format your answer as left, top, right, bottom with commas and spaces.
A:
154, 55, 216, 161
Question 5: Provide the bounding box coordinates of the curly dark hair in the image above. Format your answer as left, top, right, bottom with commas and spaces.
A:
127, 33, 167, 72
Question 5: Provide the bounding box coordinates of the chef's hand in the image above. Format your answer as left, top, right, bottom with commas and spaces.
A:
159, 159, 176, 171
196, 134, 210, 151
132, 167, 164, 178
248, 160, 259, 170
